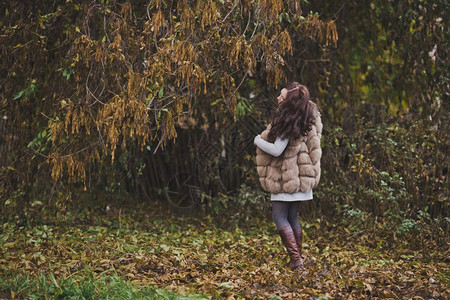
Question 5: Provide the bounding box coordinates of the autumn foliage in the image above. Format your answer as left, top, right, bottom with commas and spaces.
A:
1, 0, 335, 182
0, 0, 448, 232
0, 1, 449, 298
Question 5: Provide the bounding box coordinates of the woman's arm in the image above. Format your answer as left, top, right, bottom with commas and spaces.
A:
254, 136, 289, 157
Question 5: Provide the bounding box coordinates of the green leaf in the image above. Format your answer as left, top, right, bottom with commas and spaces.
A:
31, 200, 43, 207
13, 90, 24, 100
32, 251, 42, 258
160, 244, 169, 251
285, 12, 291, 23
219, 282, 233, 289
2, 242, 16, 248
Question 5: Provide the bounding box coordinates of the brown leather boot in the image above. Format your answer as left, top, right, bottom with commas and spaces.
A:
292, 227, 303, 257
278, 226, 304, 270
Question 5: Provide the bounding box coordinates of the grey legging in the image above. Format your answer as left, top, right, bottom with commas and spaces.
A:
271, 201, 301, 231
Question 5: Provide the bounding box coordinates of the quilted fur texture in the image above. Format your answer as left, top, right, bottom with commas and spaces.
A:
256, 104, 322, 194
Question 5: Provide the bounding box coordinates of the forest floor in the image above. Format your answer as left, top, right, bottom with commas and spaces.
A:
0, 202, 448, 299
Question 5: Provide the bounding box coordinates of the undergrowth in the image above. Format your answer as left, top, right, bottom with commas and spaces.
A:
0, 272, 205, 299
1, 201, 448, 299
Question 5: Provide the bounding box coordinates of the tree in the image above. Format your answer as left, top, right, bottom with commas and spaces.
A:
0, 0, 336, 215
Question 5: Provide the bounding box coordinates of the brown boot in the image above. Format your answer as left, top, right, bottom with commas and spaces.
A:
292, 227, 303, 257
278, 226, 304, 270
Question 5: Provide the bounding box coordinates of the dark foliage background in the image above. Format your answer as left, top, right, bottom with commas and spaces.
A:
0, 0, 448, 245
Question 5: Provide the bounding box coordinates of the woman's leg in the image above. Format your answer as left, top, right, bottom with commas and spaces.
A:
272, 201, 303, 270
287, 201, 303, 258
287, 201, 301, 231
271, 201, 290, 230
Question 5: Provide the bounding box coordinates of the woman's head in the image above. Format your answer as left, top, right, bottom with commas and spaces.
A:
277, 82, 310, 107
268, 82, 317, 141
277, 88, 288, 105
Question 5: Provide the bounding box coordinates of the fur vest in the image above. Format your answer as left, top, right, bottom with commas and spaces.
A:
256, 106, 322, 194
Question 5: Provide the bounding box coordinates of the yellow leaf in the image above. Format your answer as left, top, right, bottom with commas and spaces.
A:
364, 282, 373, 292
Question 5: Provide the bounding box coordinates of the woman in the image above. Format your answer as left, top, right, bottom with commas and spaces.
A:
254, 82, 322, 270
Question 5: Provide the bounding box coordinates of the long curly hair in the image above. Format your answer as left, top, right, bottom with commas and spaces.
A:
268, 82, 317, 141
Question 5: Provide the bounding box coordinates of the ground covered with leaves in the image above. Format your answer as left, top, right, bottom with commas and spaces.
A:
1, 203, 448, 299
